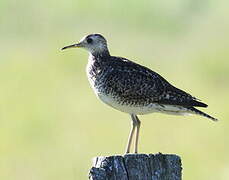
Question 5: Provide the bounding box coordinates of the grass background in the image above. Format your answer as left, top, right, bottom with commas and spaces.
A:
0, 0, 229, 179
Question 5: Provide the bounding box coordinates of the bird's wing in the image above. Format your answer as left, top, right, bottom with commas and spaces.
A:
156, 84, 207, 107
105, 58, 207, 107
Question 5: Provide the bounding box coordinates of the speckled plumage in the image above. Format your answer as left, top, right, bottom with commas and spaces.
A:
86, 50, 215, 118
62, 33, 217, 153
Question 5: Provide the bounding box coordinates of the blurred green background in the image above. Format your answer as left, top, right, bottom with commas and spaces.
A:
0, 0, 229, 179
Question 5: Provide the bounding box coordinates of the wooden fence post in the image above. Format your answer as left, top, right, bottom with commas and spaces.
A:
89, 153, 182, 180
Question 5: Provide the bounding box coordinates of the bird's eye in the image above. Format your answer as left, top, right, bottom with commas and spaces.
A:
87, 38, 93, 44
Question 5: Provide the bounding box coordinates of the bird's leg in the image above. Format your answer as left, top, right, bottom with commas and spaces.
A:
125, 114, 137, 154
133, 115, 141, 154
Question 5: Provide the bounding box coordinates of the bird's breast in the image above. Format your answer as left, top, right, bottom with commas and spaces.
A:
86, 60, 107, 95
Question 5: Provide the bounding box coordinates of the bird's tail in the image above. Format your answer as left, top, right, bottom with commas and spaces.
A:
187, 107, 218, 121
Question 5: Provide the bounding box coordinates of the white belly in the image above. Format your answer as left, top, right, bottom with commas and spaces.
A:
97, 93, 188, 115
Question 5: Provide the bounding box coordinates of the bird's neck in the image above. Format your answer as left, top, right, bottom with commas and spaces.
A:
88, 52, 110, 73
89, 50, 110, 61
87, 52, 110, 81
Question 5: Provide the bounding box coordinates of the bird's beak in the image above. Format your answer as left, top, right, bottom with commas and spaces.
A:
61, 42, 83, 50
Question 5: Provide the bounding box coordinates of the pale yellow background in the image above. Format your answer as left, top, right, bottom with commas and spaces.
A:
0, 0, 228, 179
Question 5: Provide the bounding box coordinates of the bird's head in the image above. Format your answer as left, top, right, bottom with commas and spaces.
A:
62, 34, 109, 56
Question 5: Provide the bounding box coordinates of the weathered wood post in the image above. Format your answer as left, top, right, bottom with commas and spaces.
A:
89, 153, 182, 180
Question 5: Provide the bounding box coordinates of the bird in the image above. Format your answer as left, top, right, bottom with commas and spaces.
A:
61, 33, 218, 154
